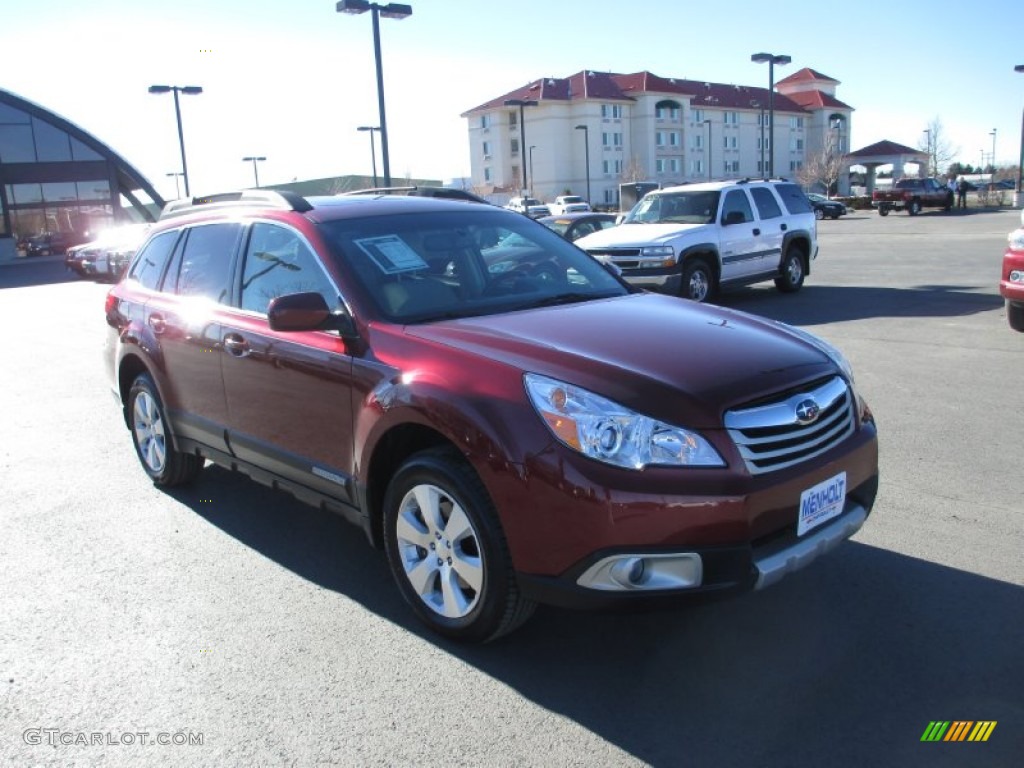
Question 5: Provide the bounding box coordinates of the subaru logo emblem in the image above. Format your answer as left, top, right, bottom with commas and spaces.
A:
795, 399, 820, 425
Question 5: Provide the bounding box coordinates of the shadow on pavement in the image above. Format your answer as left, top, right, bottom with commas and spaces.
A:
714, 283, 1002, 327
173, 468, 1023, 767
0, 255, 85, 289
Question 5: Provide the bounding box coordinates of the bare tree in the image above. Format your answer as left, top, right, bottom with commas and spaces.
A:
619, 156, 647, 184
917, 116, 959, 177
798, 130, 846, 197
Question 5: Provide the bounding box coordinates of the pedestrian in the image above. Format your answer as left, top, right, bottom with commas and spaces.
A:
956, 176, 969, 209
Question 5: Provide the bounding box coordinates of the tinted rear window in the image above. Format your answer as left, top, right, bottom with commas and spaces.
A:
774, 183, 812, 215
127, 230, 179, 291
749, 187, 783, 219
171, 223, 242, 303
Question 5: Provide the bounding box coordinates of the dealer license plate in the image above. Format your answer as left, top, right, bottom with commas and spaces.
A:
797, 472, 847, 537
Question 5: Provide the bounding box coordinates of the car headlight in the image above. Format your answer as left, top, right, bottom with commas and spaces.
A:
640, 245, 675, 263
524, 373, 725, 470
1008, 228, 1024, 251
778, 323, 856, 384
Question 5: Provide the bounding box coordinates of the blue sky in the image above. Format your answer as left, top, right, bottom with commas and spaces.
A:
3, 0, 1021, 198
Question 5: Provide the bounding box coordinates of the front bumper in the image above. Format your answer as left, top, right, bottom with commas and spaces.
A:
517, 474, 878, 610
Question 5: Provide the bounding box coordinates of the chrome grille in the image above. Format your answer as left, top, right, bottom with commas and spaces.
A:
724, 377, 855, 475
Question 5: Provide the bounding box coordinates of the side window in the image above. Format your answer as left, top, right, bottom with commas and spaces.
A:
127, 230, 179, 291
240, 223, 337, 314
774, 183, 813, 215
721, 190, 754, 223
172, 223, 242, 302
749, 188, 783, 220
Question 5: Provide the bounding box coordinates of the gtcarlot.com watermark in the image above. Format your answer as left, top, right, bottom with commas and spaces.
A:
23, 728, 203, 747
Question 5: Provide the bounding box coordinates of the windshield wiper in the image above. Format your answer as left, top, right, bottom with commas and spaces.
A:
508, 292, 617, 311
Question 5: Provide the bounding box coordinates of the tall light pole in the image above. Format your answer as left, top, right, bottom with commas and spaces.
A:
504, 98, 537, 193
358, 126, 380, 187
923, 128, 932, 176
990, 128, 998, 185
336, 1, 413, 188
528, 145, 536, 197
242, 156, 266, 188
1015, 64, 1024, 197
751, 52, 791, 178
704, 119, 712, 180
148, 85, 202, 197
574, 125, 591, 204
751, 100, 765, 176
165, 172, 183, 199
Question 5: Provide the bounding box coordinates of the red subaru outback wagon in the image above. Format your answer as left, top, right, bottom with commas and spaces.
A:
105, 190, 878, 642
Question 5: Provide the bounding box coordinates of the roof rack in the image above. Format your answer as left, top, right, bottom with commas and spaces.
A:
339, 185, 490, 204
159, 189, 313, 220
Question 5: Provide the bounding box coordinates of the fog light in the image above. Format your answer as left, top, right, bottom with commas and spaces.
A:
1010, 270, 1024, 284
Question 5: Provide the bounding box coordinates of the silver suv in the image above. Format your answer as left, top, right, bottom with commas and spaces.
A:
576, 179, 818, 302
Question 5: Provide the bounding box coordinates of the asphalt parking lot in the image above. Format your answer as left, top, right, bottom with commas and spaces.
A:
1, 207, 1021, 767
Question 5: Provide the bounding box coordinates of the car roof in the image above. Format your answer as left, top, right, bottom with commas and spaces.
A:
537, 212, 615, 223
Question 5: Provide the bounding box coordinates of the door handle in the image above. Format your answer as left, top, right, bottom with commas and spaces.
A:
781, 223, 788, 231
753, 228, 761, 236
147, 314, 166, 334
223, 333, 250, 358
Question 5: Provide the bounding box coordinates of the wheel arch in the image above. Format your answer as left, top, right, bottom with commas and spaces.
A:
678, 244, 721, 284
782, 231, 813, 276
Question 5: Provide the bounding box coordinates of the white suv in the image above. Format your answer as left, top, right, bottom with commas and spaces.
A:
575, 180, 818, 302
548, 195, 591, 215
504, 196, 551, 218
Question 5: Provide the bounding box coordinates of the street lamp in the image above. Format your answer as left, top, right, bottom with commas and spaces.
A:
165, 172, 183, 199
751, 100, 765, 176
336, 1, 413, 188
923, 128, 932, 176
751, 52, 791, 178
574, 125, 591, 204
1015, 64, 1024, 196
990, 128, 997, 185
358, 126, 380, 187
704, 119, 712, 180
504, 98, 538, 193
148, 84, 203, 197
528, 145, 536, 197
242, 156, 266, 188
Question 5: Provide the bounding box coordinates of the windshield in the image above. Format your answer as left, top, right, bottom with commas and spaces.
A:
320, 209, 627, 323
625, 191, 720, 225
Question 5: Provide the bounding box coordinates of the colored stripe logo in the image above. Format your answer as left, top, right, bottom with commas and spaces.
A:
921, 721, 997, 742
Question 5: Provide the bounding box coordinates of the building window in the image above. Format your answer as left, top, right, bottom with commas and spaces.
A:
655, 105, 680, 120
724, 111, 738, 125
724, 160, 739, 174
601, 104, 623, 119
508, 111, 517, 128
482, 141, 491, 159
690, 160, 703, 175
480, 114, 491, 129
603, 188, 618, 205
723, 136, 738, 150
483, 167, 491, 182
791, 138, 804, 151
693, 134, 704, 150
602, 132, 623, 148
510, 138, 519, 155
511, 165, 519, 182
790, 116, 804, 130
602, 159, 622, 175
789, 160, 803, 172
656, 158, 680, 174
669, 131, 679, 147
692, 109, 704, 123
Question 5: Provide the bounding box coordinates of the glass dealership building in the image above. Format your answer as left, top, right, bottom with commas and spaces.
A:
0, 88, 163, 261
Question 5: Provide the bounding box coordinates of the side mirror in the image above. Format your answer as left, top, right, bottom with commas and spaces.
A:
723, 210, 746, 226
268, 292, 357, 338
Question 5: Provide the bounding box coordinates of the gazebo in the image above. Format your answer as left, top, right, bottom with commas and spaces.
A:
846, 140, 929, 196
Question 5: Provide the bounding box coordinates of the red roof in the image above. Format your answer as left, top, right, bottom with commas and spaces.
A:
463, 70, 816, 115
786, 90, 853, 111
847, 140, 924, 158
776, 67, 839, 86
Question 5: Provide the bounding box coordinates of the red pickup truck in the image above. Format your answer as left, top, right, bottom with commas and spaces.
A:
872, 178, 954, 216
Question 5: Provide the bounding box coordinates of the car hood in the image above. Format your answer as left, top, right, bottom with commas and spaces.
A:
404, 293, 836, 428
575, 222, 713, 250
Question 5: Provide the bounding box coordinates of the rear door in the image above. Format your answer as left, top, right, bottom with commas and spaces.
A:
717, 189, 762, 281
747, 186, 787, 275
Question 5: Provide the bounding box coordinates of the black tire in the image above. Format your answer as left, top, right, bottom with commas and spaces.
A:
383, 447, 535, 643
680, 257, 714, 302
1009, 301, 1024, 332
878, 207, 889, 217
814, 208, 824, 220
127, 374, 202, 487
907, 200, 921, 216
775, 247, 806, 293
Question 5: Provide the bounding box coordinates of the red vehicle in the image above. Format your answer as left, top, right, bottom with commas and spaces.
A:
105, 190, 879, 642
1002, 215, 1024, 331
872, 178, 954, 216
